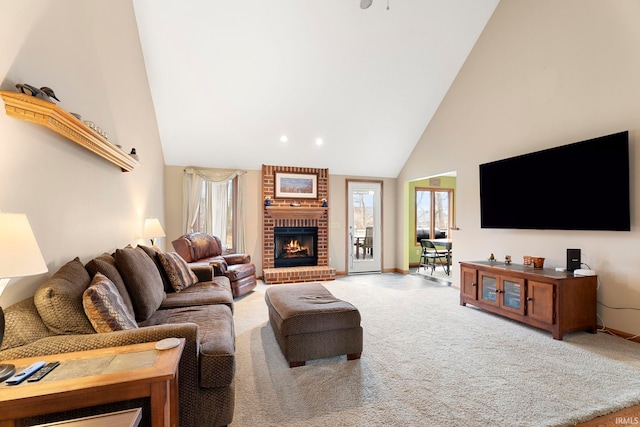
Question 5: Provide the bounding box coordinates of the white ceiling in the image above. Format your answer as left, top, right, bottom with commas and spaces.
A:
133, 0, 498, 177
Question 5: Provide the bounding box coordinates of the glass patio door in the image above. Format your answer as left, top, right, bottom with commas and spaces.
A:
348, 181, 382, 274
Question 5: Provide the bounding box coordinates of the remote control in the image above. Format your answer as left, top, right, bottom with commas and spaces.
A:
27, 361, 60, 382
5, 361, 46, 385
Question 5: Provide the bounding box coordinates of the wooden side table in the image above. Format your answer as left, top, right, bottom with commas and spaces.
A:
0, 340, 184, 427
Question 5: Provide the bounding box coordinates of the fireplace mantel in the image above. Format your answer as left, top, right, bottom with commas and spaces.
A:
265, 206, 328, 220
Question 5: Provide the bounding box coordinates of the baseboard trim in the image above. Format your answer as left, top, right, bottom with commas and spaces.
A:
598, 326, 640, 343
336, 268, 407, 276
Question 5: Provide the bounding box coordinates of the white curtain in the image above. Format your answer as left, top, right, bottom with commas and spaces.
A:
209, 180, 228, 247
183, 167, 246, 252
183, 168, 204, 233
236, 173, 246, 253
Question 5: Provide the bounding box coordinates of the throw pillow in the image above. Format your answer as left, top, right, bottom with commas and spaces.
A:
157, 252, 199, 292
85, 253, 135, 318
83, 273, 138, 333
114, 246, 165, 321
33, 257, 95, 335
138, 245, 173, 292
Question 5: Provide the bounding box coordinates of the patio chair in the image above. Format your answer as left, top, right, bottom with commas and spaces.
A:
361, 226, 373, 258
419, 239, 449, 275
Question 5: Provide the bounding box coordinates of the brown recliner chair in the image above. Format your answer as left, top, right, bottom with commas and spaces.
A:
172, 232, 257, 298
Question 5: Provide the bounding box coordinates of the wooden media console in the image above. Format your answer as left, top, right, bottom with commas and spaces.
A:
460, 261, 597, 340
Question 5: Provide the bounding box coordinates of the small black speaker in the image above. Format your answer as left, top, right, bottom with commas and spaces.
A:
567, 248, 581, 272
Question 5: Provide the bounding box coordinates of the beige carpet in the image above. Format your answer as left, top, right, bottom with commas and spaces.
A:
415, 264, 453, 284
231, 274, 640, 426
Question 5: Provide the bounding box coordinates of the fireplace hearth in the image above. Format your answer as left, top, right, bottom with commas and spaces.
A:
274, 226, 317, 268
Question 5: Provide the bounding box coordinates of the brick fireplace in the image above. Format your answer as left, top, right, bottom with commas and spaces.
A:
262, 164, 335, 284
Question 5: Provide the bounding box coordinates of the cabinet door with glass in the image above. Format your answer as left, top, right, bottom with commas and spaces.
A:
499, 276, 525, 315
478, 271, 499, 307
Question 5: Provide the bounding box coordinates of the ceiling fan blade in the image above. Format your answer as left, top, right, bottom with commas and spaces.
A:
360, 0, 373, 9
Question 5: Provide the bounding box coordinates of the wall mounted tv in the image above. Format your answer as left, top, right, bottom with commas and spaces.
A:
479, 131, 630, 231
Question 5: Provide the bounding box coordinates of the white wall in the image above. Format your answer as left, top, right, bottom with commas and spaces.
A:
0, 0, 165, 306
398, 0, 640, 336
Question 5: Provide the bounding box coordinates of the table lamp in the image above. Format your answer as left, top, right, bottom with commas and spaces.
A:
0, 213, 48, 381
143, 218, 166, 246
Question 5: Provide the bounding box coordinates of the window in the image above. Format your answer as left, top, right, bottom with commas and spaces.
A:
415, 188, 453, 243
184, 168, 245, 253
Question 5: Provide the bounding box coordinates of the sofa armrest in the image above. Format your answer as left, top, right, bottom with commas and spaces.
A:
209, 257, 228, 275
222, 253, 251, 265
190, 265, 214, 282
0, 323, 199, 361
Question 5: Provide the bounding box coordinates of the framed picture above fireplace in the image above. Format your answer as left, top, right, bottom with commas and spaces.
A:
275, 172, 318, 199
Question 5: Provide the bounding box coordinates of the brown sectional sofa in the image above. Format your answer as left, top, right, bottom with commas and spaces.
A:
0, 244, 236, 427
172, 233, 257, 298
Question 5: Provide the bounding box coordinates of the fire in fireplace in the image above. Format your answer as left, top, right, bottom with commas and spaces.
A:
280, 239, 310, 258
274, 226, 318, 268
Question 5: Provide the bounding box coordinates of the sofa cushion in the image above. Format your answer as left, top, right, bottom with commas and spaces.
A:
85, 253, 135, 318
115, 246, 166, 321
160, 277, 233, 311
0, 298, 52, 351
157, 251, 199, 292
34, 257, 95, 335
83, 273, 138, 333
140, 303, 235, 388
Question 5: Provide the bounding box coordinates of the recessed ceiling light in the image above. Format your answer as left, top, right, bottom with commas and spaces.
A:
316, 138, 323, 146
280, 135, 288, 143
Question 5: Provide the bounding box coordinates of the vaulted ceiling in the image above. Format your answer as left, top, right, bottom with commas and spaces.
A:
133, 0, 498, 177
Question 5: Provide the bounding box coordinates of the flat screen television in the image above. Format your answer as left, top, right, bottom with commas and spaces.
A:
479, 131, 630, 231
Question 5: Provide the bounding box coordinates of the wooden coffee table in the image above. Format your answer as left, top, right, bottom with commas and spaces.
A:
0, 340, 184, 427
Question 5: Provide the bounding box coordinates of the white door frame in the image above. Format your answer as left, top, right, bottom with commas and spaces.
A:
347, 180, 382, 274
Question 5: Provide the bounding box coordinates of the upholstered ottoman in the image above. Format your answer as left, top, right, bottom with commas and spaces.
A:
264, 282, 363, 368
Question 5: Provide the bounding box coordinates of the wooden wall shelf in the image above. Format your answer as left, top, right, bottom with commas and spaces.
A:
0, 90, 137, 172
265, 206, 328, 220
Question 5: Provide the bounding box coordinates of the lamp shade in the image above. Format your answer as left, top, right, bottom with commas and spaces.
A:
0, 213, 47, 279
143, 218, 166, 239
